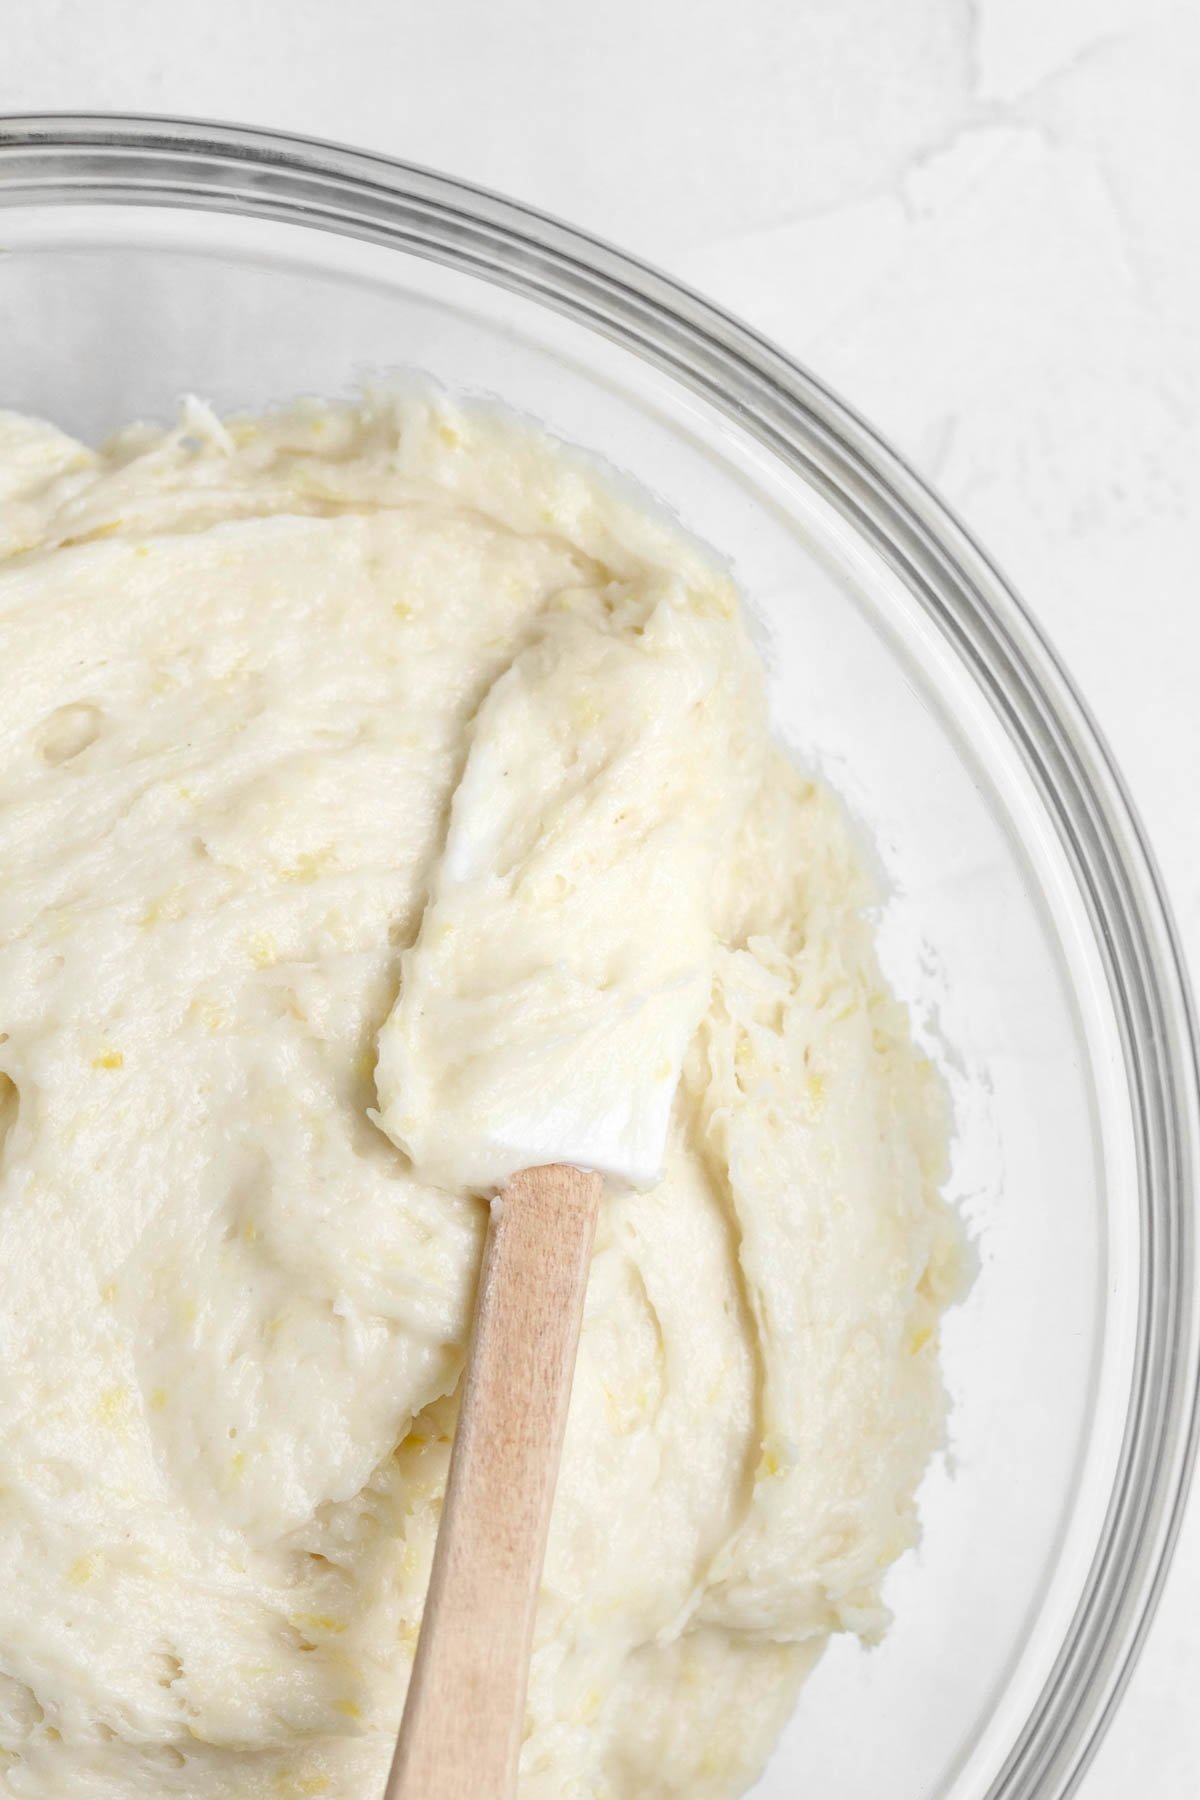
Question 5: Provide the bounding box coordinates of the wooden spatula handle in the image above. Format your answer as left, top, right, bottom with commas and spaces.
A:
385, 1163, 602, 1800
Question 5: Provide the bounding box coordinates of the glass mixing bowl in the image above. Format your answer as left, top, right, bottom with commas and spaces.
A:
0, 115, 1196, 1800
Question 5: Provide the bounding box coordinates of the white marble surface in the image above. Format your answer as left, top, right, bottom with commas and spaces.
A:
3, 1, 1197, 1792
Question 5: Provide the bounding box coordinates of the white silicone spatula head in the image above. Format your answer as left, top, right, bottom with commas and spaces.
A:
373, 587, 765, 1193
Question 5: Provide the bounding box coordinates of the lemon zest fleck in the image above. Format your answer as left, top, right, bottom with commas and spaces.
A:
95, 1387, 130, 1430
140, 886, 185, 927
62, 518, 124, 546
246, 931, 279, 969
68, 1552, 101, 1587
290, 1611, 347, 1636
280, 847, 336, 885
578, 1688, 603, 1724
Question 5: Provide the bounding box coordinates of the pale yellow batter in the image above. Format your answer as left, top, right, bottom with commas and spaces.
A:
0, 392, 962, 1798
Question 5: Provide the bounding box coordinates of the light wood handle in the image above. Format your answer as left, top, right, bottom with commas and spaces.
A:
385, 1163, 602, 1800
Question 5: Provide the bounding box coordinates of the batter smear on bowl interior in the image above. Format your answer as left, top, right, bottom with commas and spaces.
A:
0, 391, 964, 1798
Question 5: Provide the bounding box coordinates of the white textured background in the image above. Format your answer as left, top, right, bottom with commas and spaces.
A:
4, 2, 1198, 1792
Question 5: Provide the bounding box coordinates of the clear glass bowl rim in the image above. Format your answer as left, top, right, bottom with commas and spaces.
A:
0, 111, 1196, 1800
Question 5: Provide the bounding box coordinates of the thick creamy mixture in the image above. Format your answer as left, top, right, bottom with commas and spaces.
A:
0, 393, 962, 1798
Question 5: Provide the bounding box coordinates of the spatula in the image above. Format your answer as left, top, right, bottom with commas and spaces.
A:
374, 600, 743, 1798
